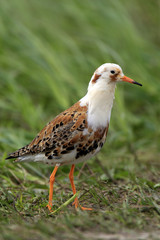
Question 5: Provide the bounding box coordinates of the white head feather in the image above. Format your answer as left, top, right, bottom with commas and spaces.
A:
80, 63, 124, 130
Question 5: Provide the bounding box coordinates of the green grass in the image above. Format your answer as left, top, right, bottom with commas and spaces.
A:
0, 0, 160, 239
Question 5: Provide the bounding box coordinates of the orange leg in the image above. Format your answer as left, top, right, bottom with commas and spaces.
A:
69, 164, 92, 211
46, 165, 59, 211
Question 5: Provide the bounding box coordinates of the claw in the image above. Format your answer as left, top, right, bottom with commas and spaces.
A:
72, 197, 92, 211
46, 202, 53, 212
80, 206, 92, 211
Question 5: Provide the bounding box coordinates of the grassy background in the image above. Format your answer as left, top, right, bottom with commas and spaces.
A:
0, 0, 160, 239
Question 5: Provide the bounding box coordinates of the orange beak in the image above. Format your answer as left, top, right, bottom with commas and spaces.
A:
121, 76, 142, 86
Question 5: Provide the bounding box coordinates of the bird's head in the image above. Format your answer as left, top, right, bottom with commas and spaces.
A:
88, 63, 142, 92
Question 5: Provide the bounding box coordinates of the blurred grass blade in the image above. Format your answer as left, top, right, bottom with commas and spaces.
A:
50, 191, 80, 214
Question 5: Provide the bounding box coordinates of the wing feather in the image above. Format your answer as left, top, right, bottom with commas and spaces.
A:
6, 102, 88, 159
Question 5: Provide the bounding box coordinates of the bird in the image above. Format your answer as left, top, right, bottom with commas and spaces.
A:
6, 63, 142, 211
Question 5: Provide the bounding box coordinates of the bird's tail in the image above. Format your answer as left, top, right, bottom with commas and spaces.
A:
5, 144, 30, 161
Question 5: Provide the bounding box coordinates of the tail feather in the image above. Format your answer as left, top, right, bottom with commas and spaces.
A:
5, 144, 30, 160
6, 155, 16, 160
6, 152, 47, 163
5, 151, 20, 160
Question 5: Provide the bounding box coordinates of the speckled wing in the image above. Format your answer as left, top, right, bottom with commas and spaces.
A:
6, 102, 108, 162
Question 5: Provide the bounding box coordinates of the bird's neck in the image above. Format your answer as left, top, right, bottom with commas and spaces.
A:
80, 83, 116, 130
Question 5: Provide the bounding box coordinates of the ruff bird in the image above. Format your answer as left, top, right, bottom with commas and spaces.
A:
6, 63, 142, 211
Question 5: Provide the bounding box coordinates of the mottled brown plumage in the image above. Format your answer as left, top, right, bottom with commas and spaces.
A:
6, 102, 108, 165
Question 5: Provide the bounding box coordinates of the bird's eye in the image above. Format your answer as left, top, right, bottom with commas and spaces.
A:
110, 70, 115, 74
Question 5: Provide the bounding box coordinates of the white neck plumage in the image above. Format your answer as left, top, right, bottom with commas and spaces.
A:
80, 82, 116, 130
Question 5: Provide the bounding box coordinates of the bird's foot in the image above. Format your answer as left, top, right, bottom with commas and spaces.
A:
46, 202, 53, 212
72, 197, 92, 211
79, 205, 92, 211
47, 198, 92, 212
